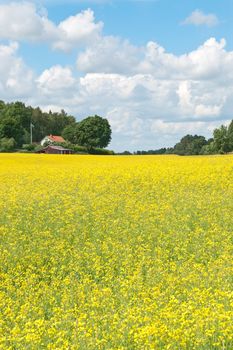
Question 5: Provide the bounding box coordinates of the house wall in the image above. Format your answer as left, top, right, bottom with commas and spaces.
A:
38, 146, 73, 154
41, 137, 51, 146
45, 148, 61, 154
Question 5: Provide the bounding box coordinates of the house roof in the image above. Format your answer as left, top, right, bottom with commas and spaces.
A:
37, 145, 73, 153
46, 145, 71, 151
47, 135, 65, 142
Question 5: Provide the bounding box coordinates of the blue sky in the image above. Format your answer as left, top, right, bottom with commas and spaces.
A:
20, 0, 233, 72
0, 0, 233, 150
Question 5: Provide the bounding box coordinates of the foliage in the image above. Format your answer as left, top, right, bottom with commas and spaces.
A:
134, 148, 168, 155
200, 141, 216, 155
1, 99, 233, 156
75, 115, 112, 149
0, 117, 24, 146
120, 119, 233, 156
0, 137, 16, 152
22, 144, 36, 151
0, 101, 75, 146
1, 154, 233, 349
0, 101, 112, 153
165, 147, 175, 154
228, 120, 233, 150
34, 145, 44, 153
118, 151, 132, 155
198, 121, 233, 155
62, 124, 77, 144
31, 109, 75, 142
173, 134, 207, 155
61, 116, 112, 150
89, 148, 114, 155
212, 125, 230, 154
72, 144, 88, 153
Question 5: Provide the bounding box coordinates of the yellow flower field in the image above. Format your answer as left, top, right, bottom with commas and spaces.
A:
0, 154, 233, 349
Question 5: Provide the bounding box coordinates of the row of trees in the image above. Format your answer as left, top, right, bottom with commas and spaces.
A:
0, 101, 112, 152
0, 101, 75, 150
122, 120, 233, 156
173, 120, 233, 155
173, 135, 210, 155
1, 100, 233, 155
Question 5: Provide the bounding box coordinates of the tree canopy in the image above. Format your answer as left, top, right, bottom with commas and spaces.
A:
63, 115, 112, 150
0, 101, 112, 153
0, 101, 75, 147
1, 99, 233, 155
173, 135, 208, 155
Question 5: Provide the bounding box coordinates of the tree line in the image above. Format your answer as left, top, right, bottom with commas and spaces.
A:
0, 101, 112, 152
120, 120, 233, 156
1, 100, 233, 155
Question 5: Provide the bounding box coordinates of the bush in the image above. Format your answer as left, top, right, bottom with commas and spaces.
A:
0, 137, 16, 152
118, 151, 132, 155
89, 148, 115, 155
22, 144, 36, 151
34, 145, 44, 153
72, 145, 88, 153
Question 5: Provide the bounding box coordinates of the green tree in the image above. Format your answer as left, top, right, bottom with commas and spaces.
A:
228, 120, 233, 151
200, 141, 216, 155
213, 125, 230, 153
0, 117, 24, 146
31, 108, 75, 142
174, 135, 207, 155
0, 137, 16, 152
75, 115, 112, 150
62, 124, 77, 144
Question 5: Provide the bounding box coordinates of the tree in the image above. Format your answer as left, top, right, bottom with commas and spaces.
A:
213, 125, 230, 153
62, 124, 77, 144
173, 135, 207, 155
228, 120, 233, 151
0, 137, 16, 152
31, 108, 75, 142
75, 115, 112, 150
0, 117, 24, 146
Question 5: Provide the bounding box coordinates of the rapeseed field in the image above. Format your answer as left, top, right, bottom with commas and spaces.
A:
0, 154, 233, 349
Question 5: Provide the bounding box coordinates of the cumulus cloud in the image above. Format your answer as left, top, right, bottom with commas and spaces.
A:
0, 4, 232, 150
77, 37, 233, 83
77, 36, 141, 74
53, 9, 103, 51
2, 38, 233, 150
0, 2, 103, 51
0, 41, 34, 99
28, 70, 232, 150
37, 65, 76, 92
0, 2, 58, 42
182, 9, 219, 27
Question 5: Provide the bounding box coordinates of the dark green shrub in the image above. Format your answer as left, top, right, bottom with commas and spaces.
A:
89, 148, 115, 155
22, 144, 36, 151
0, 137, 16, 152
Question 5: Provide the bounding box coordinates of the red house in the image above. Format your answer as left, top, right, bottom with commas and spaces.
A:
40, 135, 66, 146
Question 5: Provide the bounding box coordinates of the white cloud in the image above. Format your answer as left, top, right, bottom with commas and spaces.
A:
182, 9, 219, 27
54, 9, 103, 51
29, 70, 231, 150
77, 37, 233, 83
0, 2, 102, 51
0, 41, 34, 99
37, 65, 76, 92
0, 2, 58, 42
2, 39, 232, 150
0, 4, 232, 150
77, 36, 140, 73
